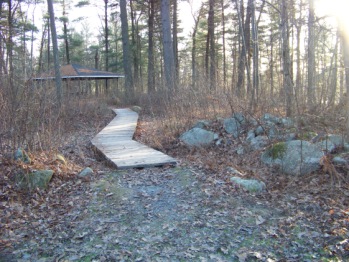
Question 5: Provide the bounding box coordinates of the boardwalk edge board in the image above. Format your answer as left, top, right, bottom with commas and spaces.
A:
91, 108, 177, 169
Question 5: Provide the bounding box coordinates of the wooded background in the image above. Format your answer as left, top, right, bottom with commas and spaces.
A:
1, 0, 349, 150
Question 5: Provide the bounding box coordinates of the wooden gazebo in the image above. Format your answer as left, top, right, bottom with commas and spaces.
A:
33, 64, 124, 95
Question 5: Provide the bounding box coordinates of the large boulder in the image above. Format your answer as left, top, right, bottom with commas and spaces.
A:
230, 177, 266, 193
316, 134, 345, 153
180, 128, 218, 147
261, 140, 324, 176
223, 118, 241, 138
16, 170, 54, 190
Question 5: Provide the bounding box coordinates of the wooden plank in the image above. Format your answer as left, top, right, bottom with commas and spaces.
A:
91, 108, 176, 169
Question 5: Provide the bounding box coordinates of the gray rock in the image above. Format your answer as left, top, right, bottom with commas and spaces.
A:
180, 128, 218, 147
16, 170, 54, 190
236, 146, 245, 155
284, 133, 297, 141
230, 177, 266, 193
249, 136, 269, 150
223, 118, 241, 138
255, 126, 265, 136
246, 130, 255, 142
333, 157, 347, 165
316, 140, 336, 153
268, 126, 279, 139
14, 148, 31, 164
78, 167, 94, 177
261, 140, 324, 176
193, 120, 211, 129
262, 113, 281, 124
233, 112, 245, 124
215, 139, 223, 146
249, 118, 258, 126
281, 117, 294, 128
328, 134, 345, 146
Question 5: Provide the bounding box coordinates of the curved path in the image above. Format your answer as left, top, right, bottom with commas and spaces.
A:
91, 108, 177, 169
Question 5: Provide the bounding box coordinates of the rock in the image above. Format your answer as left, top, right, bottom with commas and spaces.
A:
215, 139, 223, 146
262, 113, 281, 124
236, 146, 245, 155
14, 148, 31, 164
246, 130, 255, 142
316, 134, 345, 153
268, 126, 279, 139
180, 128, 218, 147
333, 157, 347, 165
328, 134, 345, 146
233, 112, 245, 124
223, 118, 241, 138
249, 136, 269, 150
16, 170, 54, 190
316, 140, 336, 153
131, 106, 142, 113
284, 132, 297, 141
230, 177, 266, 193
281, 117, 294, 128
261, 140, 324, 176
78, 167, 94, 177
255, 126, 265, 136
193, 120, 211, 129
55, 154, 67, 165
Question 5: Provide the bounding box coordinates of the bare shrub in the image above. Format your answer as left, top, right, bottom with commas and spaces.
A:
0, 76, 110, 154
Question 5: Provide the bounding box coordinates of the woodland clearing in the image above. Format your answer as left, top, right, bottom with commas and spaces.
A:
1, 107, 348, 261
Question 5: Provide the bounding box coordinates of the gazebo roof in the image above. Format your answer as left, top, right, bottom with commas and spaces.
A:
33, 64, 124, 81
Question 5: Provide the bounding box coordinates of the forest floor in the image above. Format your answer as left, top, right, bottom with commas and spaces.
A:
1, 109, 349, 261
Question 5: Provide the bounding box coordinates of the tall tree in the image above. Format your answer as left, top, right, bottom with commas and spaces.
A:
120, 0, 134, 99
47, 0, 62, 107
281, 0, 293, 116
172, 0, 179, 84
208, 0, 216, 90
61, 0, 70, 64
147, 0, 155, 92
307, 0, 316, 111
161, 0, 176, 91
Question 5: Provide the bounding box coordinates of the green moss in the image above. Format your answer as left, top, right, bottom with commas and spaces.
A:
268, 142, 287, 159
298, 131, 317, 140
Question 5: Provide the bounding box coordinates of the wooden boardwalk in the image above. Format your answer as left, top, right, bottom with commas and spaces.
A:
91, 108, 177, 169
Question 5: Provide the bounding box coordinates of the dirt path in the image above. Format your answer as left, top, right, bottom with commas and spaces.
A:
4, 165, 341, 261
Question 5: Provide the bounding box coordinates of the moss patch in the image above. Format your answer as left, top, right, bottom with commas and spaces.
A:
268, 142, 287, 159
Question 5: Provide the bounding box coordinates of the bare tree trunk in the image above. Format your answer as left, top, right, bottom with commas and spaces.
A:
208, 0, 216, 90
221, 0, 226, 90
130, 0, 139, 88
281, 0, 293, 116
120, 0, 134, 99
47, 0, 62, 107
307, 0, 316, 111
147, 0, 155, 93
104, 0, 109, 92
250, 0, 259, 110
173, 0, 179, 85
161, 0, 176, 92
62, 0, 70, 64
191, 4, 203, 89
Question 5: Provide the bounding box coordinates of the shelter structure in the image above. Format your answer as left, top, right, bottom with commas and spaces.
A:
32, 64, 124, 96
32, 64, 124, 81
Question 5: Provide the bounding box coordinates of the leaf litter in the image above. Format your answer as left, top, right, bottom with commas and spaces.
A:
0, 112, 348, 261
